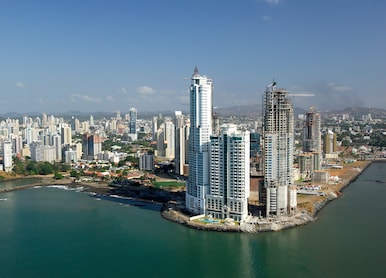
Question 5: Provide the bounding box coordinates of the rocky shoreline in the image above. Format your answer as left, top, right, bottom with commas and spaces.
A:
161, 160, 373, 233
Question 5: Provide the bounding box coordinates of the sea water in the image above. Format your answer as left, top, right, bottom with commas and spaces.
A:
0, 163, 385, 277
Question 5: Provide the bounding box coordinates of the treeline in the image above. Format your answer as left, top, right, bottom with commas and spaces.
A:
13, 157, 71, 176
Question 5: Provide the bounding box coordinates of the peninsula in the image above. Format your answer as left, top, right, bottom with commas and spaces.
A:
0, 159, 375, 233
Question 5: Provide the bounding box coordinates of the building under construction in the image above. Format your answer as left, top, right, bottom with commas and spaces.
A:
262, 82, 297, 216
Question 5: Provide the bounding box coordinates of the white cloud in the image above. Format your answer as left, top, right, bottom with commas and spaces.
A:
16, 81, 25, 88
118, 87, 127, 94
262, 15, 272, 21
70, 94, 101, 103
136, 86, 155, 95
106, 95, 113, 101
327, 82, 350, 92
265, 0, 279, 6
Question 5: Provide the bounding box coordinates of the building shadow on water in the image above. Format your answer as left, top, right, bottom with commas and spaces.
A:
89, 193, 163, 212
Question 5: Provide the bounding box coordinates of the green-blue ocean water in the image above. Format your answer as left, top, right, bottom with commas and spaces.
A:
1, 163, 386, 278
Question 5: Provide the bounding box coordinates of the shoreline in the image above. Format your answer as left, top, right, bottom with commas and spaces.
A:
161, 160, 374, 233
310, 160, 373, 218
0, 160, 375, 233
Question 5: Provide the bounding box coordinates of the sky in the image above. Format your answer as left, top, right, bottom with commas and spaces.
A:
1, 0, 385, 114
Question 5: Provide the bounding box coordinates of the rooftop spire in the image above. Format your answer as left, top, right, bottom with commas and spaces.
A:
193, 66, 199, 76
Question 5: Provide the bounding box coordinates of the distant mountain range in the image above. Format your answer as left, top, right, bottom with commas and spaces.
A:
1, 106, 386, 120
322, 107, 386, 118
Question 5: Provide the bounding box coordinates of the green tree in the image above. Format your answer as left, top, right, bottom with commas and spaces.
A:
13, 157, 26, 175
54, 172, 64, 179
36, 162, 54, 175
26, 160, 38, 175
70, 170, 78, 177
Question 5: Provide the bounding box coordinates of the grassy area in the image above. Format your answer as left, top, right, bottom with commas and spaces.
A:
152, 181, 186, 188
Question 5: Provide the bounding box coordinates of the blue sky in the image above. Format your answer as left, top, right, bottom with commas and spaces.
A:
1, 0, 385, 113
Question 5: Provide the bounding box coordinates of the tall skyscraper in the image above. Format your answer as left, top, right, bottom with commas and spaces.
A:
263, 82, 296, 216
155, 126, 166, 157
164, 120, 175, 159
70, 116, 76, 135
174, 111, 190, 176
301, 107, 322, 173
53, 134, 62, 162
303, 107, 321, 153
206, 124, 250, 221
186, 67, 213, 214
61, 126, 72, 145
129, 107, 137, 141
90, 115, 94, 127
152, 116, 158, 141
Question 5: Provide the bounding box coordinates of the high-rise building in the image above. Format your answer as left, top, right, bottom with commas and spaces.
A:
82, 133, 102, 159
129, 107, 137, 141
42, 113, 48, 127
2, 140, 13, 172
263, 82, 296, 216
303, 107, 321, 153
61, 126, 72, 145
30, 141, 55, 162
90, 115, 94, 127
250, 132, 261, 158
11, 134, 23, 156
152, 116, 158, 141
53, 134, 62, 162
70, 116, 76, 135
206, 124, 250, 221
25, 125, 37, 145
139, 153, 154, 171
186, 67, 213, 214
164, 120, 175, 159
155, 126, 166, 157
174, 111, 190, 176
323, 130, 337, 154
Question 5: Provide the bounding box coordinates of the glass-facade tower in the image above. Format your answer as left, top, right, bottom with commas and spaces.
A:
186, 67, 213, 214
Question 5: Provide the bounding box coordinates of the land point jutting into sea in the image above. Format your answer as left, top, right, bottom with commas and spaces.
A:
1, 68, 386, 232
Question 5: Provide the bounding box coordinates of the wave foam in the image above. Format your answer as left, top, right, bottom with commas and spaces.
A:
48, 185, 84, 192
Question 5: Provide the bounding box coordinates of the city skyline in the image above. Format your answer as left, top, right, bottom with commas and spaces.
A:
1, 0, 385, 113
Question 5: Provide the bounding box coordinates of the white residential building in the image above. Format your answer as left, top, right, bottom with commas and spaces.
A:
3, 140, 13, 172
186, 67, 213, 214
164, 120, 175, 159
206, 124, 250, 222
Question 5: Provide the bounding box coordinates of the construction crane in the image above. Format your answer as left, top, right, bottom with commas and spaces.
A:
287, 93, 315, 97
275, 89, 315, 97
